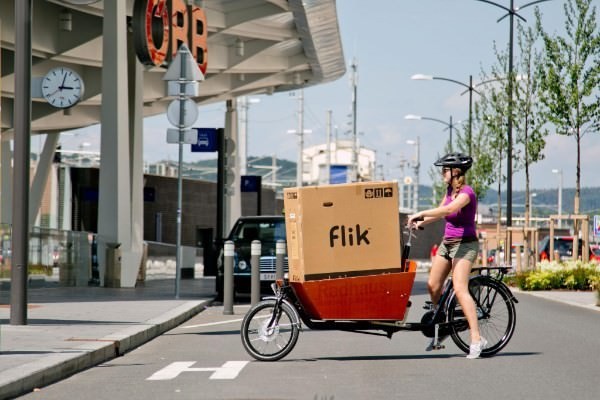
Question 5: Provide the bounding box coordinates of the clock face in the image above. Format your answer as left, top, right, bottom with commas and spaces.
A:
41, 67, 85, 109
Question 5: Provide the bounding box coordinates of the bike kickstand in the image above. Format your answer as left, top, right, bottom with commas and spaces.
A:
432, 324, 445, 350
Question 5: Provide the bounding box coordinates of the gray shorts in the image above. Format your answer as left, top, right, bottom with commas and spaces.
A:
437, 240, 479, 263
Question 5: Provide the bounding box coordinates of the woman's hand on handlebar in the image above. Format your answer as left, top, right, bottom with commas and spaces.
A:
407, 213, 425, 230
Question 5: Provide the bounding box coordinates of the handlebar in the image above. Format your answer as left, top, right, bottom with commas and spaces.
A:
404, 216, 424, 247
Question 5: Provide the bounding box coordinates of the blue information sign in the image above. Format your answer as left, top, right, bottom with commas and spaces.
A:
241, 175, 262, 192
190, 128, 218, 152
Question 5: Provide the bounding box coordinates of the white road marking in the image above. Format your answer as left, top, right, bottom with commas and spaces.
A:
181, 318, 243, 329
147, 361, 249, 380
182, 314, 269, 329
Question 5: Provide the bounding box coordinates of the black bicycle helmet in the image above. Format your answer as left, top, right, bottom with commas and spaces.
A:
434, 152, 473, 171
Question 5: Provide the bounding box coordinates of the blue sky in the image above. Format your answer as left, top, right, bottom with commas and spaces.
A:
61, 0, 600, 191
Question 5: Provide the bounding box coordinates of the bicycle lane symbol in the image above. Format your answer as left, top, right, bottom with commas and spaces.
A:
147, 361, 249, 380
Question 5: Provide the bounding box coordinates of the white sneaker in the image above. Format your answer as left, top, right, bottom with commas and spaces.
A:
466, 337, 488, 359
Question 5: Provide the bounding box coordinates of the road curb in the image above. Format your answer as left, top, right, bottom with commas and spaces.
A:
512, 288, 600, 312
0, 299, 212, 399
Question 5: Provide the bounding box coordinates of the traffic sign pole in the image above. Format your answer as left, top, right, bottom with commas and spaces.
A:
163, 44, 204, 299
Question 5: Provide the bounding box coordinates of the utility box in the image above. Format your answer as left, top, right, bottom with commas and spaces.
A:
105, 243, 121, 288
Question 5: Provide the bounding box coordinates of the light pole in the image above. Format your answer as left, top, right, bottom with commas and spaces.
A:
288, 88, 312, 187
552, 168, 563, 228
350, 58, 359, 181
238, 96, 260, 176
405, 114, 462, 152
406, 138, 420, 212
78, 141, 91, 166
474, 0, 554, 230
411, 74, 480, 155
287, 126, 312, 187
530, 192, 537, 226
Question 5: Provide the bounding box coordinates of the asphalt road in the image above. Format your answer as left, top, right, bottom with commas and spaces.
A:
21, 275, 600, 400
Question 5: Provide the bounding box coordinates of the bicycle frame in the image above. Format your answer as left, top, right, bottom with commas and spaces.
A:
267, 264, 517, 340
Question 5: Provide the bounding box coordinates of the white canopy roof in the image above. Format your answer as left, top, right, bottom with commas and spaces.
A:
0, 0, 345, 134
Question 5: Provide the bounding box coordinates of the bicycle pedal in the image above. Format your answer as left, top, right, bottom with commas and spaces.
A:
432, 344, 445, 350
423, 301, 434, 310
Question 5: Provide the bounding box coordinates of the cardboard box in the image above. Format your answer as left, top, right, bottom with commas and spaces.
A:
284, 181, 401, 282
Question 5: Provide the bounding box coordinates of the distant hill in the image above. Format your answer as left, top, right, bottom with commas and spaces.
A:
168, 157, 600, 215
180, 156, 297, 186
418, 185, 600, 216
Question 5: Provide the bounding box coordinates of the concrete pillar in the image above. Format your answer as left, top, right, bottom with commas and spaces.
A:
59, 165, 72, 230
224, 99, 241, 233
97, 0, 132, 287
1, 139, 12, 224
121, 28, 146, 287
29, 132, 59, 228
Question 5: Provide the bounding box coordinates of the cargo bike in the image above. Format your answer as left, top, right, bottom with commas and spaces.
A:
240, 222, 518, 361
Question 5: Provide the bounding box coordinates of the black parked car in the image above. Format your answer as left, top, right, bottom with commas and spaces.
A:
216, 215, 288, 299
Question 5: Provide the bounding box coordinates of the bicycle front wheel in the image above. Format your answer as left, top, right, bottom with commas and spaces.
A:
241, 299, 300, 361
447, 277, 516, 357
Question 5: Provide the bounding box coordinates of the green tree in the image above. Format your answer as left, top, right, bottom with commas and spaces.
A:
452, 104, 495, 201
514, 21, 549, 229
536, 0, 600, 216
479, 41, 511, 231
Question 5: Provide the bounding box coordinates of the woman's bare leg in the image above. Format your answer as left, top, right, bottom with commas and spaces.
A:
451, 258, 481, 342
428, 254, 452, 305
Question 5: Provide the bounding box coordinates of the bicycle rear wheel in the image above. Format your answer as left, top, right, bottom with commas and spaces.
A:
447, 277, 516, 357
241, 299, 300, 361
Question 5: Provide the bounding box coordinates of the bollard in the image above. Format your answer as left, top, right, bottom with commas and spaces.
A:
276, 240, 286, 281
251, 240, 261, 306
223, 240, 234, 315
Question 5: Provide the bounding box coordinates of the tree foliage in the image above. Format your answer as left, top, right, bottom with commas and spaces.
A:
536, 0, 600, 214
513, 21, 550, 225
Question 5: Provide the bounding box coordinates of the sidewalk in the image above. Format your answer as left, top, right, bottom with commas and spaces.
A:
512, 287, 599, 311
0, 277, 217, 399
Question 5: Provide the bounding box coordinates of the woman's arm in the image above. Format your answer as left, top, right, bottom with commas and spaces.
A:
408, 192, 470, 227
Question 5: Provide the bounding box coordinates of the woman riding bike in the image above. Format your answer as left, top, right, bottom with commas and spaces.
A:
407, 153, 486, 359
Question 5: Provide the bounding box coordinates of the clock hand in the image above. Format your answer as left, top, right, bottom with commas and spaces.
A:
60, 71, 68, 90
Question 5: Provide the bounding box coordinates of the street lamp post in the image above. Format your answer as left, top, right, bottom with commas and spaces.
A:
405, 114, 461, 152
406, 138, 420, 212
411, 74, 480, 155
552, 168, 563, 228
288, 88, 311, 187
350, 58, 359, 181
474, 0, 554, 230
238, 96, 260, 176
530, 192, 537, 225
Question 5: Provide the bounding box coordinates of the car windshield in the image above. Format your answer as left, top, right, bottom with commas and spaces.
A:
232, 220, 285, 243
554, 239, 573, 256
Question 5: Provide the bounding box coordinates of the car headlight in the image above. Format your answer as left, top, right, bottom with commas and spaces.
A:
238, 260, 248, 271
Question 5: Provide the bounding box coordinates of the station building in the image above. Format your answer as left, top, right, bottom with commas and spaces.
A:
0, 0, 345, 287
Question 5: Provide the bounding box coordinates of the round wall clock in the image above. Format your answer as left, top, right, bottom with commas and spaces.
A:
41, 67, 85, 109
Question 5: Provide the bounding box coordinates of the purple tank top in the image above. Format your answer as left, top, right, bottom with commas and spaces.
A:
443, 185, 477, 239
